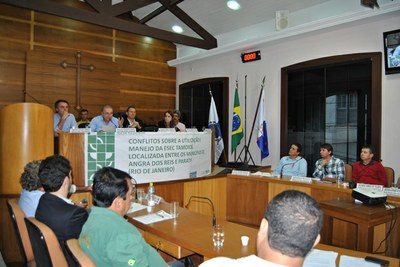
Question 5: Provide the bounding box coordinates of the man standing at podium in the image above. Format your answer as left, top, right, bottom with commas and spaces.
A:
53, 99, 77, 136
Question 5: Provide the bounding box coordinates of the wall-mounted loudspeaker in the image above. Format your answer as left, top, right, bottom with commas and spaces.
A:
275, 10, 289, 31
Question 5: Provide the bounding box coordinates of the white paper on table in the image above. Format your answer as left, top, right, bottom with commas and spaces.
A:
339, 255, 380, 267
132, 210, 173, 224
303, 249, 337, 267
127, 202, 147, 214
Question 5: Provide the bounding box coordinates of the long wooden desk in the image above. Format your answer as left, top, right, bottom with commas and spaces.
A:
127, 201, 399, 266
320, 198, 400, 254
127, 202, 257, 260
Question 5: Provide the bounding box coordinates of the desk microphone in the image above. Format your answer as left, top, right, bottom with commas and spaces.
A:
185, 196, 216, 227
280, 157, 303, 177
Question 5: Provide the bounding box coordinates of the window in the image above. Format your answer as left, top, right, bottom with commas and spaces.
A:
281, 53, 382, 176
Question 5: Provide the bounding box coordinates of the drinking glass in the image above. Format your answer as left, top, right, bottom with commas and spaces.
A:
136, 189, 145, 203
170, 201, 179, 218
212, 225, 224, 247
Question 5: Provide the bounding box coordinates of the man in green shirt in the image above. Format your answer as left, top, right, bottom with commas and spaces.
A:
79, 167, 168, 267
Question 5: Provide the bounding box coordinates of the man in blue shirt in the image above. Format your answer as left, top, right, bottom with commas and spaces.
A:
53, 99, 77, 136
89, 105, 120, 132
274, 143, 307, 177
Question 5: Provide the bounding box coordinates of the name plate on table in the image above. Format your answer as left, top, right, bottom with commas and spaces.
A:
383, 188, 400, 196
231, 170, 251, 176
116, 128, 137, 134
356, 183, 383, 191
250, 171, 279, 178
291, 176, 312, 183
70, 128, 91, 134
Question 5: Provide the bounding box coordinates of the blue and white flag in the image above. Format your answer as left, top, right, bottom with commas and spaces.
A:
209, 96, 224, 163
256, 88, 269, 160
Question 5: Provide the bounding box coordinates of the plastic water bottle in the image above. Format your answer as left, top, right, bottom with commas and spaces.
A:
148, 182, 155, 206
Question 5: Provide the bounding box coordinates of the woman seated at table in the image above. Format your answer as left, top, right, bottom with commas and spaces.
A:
158, 110, 175, 128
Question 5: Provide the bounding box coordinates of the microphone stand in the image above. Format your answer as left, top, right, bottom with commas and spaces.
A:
185, 196, 216, 227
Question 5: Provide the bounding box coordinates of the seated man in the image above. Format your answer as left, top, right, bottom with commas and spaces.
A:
312, 143, 345, 181
76, 108, 91, 128
79, 167, 168, 266
274, 143, 307, 177
121, 105, 144, 131
172, 109, 186, 132
352, 145, 387, 186
35, 155, 88, 258
18, 160, 44, 218
89, 104, 119, 132
53, 99, 77, 136
200, 190, 323, 267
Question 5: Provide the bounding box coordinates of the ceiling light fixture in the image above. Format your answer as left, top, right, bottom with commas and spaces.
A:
227, 0, 240, 10
172, 25, 183, 33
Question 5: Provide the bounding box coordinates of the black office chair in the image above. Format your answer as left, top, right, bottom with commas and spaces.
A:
24, 217, 68, 267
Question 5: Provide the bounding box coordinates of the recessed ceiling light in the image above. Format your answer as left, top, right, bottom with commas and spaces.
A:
227, 0, 240, 10
172, 25, 183, 33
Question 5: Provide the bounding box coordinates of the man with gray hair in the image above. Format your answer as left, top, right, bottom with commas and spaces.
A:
172, 109, 186, 132
200, 190, 323, 267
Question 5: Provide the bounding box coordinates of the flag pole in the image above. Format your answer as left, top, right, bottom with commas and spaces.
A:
236, 75, 256, 167
246, 76, 266, 156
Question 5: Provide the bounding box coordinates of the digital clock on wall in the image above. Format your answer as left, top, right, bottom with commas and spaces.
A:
241, 50, 261, 63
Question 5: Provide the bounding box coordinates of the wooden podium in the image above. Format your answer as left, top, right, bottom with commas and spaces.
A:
0, 103, 53, 194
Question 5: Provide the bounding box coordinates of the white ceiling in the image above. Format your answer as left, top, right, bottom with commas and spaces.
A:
132, 0, 332, 38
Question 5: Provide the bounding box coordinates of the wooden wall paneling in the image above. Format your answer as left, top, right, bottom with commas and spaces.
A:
0, 41, 30, 62
35, 12, 113, 36
183, 177, 227, 221
0, 3, 31, 20
116, 30, 176, 51
59, 133, 85, 186
26, 48, 121, 114
34, 23, 113, 55
152, 181, 185, 207
226, 176, 269, 226
268, 181, 312, 202
115, 40, 176, 62
118, 58, 176, 82
0, 17, 30, 41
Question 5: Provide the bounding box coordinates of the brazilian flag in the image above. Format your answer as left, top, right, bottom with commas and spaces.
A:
231, 86, 243, 153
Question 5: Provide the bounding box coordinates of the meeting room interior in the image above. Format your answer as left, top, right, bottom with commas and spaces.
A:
0, 0, 400, 266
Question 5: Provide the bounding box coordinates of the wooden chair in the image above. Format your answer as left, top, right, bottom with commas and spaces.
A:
24, 217, 68, 267
345, 164, 352, 182
6, 198, 36, 267
66, 239, 96, 267
384, 166, 394, 187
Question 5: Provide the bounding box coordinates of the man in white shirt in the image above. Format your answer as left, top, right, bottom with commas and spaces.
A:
200, 190, 323, 267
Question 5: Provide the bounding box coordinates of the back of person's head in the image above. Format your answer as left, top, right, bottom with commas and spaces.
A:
20, 160, 42, 191
39, 155, 71, 192
320, 143, 333, 155
92, 167, 131, 208
265, 190, 323, 257
292, 143, 302, 153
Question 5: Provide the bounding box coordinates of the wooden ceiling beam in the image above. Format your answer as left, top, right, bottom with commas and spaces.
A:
139, 0, 183, 24
158, 0, 216, 46
0, 0, 217, 50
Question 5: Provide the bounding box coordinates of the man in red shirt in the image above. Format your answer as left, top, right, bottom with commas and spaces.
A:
352, 145, 387, 186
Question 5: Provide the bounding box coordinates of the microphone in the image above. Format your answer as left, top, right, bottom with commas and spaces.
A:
185, 196, 216, 227
131, 177, 138, 200
280, 157, 303, 177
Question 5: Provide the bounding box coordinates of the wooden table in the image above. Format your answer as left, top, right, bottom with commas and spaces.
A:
126, 201, 399, 266
127, 202, 258, 260
320, 198, 400, 256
